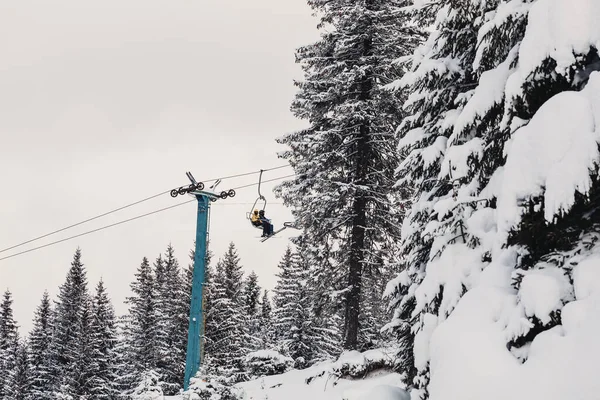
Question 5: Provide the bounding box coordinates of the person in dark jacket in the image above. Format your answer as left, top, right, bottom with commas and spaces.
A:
258, 210, 273, 237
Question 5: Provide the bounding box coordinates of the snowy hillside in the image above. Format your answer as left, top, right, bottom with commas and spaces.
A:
237, 350, 406, 400
175, 349, 407, 400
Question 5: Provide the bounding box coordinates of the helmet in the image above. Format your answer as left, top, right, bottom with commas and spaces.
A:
259, 210, 265, 215
253, 209, 259, 214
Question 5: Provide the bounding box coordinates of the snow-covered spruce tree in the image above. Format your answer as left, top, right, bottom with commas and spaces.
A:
153, 244, 186, 394
113, 317, 138, 395
6, 341, 32, 400
388, 0, 600, 398
204, 248, 251, 382
124, 257, 157, 381
48, 248, 94, 398
0, 289, 19, 398
5, 340, 32, 400
276, 0, 420, 350
242, 271, 262, 350
382, 0, 484, 395
73, 293, 95, 398
29, 291, 54, 399
272, 247, 312, 362
474, 0, 600, 363
295, 238, 344, 363
221, 242, 244, 302
131, 369, 163, 400
258, 290, 274, 349
360, 257, 397, 348
242, 271, 261, 317
89, 280, 119, 400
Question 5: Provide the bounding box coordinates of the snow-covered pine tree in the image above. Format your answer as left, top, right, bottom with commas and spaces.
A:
154, 244, 186, 395
113, 317, 138, 395
221, 242, 244, 302
359, 257, 396, 348
124, 256, 157, 378
464, 0, 600, 363
29, 291, 54, 400
295, 239, 343, 363
48, 248, 93, 398
0, 289, 19, 398
151, 252, 168, 390
88, 279, 119, 400
204, 247, 250, 382
388, 0, 600, 398
242, 271, 261, 317
276, 0, 420, 350
73, 292, 95, 398
5, 341, 32, 400
258, 290, 274, 349
381, 0, 484, 395
272, 247, 313, 362
242, 271, 262, 350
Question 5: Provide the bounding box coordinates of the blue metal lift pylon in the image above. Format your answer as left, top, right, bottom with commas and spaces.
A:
177, 172, 236, 390
183, 193, 210, 390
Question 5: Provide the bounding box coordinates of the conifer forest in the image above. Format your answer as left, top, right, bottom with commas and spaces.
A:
2, 0, 600, 399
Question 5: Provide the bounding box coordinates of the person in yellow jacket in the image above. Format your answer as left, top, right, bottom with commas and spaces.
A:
251, 209, 274, 237
251, 209, 262, 227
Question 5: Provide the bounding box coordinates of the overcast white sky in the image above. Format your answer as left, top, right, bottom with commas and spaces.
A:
0, 0, 319, 334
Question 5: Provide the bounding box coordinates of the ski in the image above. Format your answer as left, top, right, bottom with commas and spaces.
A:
260, 226, 288, 242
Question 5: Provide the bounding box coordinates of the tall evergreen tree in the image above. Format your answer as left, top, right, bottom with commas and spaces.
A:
73, 293, 95, 398
29, 291, 54, 400
153, 244, 186, 395
124, 256, 156, 376
113, 317, 138, 395
48, 248, 93, 398
221, 242, 244, 302
272, 248, 312, 361
243, 271, 261, 317
381, 0, 482, 395
89, 280, 119, 400
0, 289, 19, 398
204, 247, 250, 381
5, 341, 32, 400
242, 271, 262, 350
258, 290, 274, 349
276, 0, 422, 350
359, 261, 390, 349
386, 0, 600, 398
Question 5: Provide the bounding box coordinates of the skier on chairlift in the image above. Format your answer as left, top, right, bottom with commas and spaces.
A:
251, 209, 262, 227
258, 210, 274, 237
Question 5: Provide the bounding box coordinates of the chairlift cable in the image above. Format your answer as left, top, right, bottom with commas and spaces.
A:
0, 165, 292, 254
0, 173, 296, 262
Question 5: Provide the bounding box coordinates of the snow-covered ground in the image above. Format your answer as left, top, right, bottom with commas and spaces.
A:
238, 349, 405, 400
169, 349, 406, 400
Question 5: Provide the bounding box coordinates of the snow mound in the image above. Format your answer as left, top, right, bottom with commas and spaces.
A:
357, 385, 410, 400
425, 242, 600, 400
237, 348, 405, 400
517, 265, 573, 324
573, 255, 600, 300
498, 72, 600, 233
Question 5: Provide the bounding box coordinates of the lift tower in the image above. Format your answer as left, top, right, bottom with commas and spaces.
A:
170, 172, 236, 390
